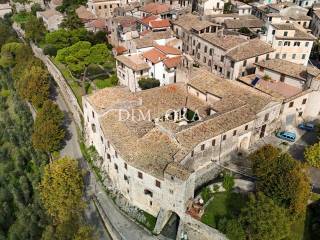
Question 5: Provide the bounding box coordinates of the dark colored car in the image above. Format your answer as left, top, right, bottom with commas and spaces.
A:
298, 123, 315, 131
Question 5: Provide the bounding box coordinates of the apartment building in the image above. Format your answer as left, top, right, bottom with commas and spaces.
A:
183, 32, 274, 80
262, 22, 315, 65
115, 45, 182, 91
197, 0, 225, 15
292, 0, 318, 8
87, 0, 121, 18
239, 59, 320, 127
311, 10, 320, 37
231, 0, 252, 15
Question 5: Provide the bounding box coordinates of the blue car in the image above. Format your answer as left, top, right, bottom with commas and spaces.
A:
276, 131, 296, 142
298, 122, 315, 131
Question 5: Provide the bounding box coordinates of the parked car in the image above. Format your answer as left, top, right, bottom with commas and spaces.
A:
298, 122, 315, 131
276, 131, 296, 142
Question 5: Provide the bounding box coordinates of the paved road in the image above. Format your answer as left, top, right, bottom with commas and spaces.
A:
55, 90, 111, 240
288, 131, 320, 192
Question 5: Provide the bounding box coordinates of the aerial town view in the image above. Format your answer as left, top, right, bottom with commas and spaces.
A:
1, 0, 320, 239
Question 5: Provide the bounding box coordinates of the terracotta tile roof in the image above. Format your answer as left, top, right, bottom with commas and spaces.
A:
149, 19, 170, 28
116, 54, 150, 71
140, 3, 171, 15
76, 6, 96, 20
173, 13, 216, 31
239, 74, 302, 99
140, 29, 151, 36
143, 48, 167, 64
155, 45, 181, 55
226, 39, 274, 61
200, 33, 247, 50
163, 56, 182, 68
112, 16, 138, 27
224, 18, 264, 29
255, 59, 320, 81
88, 19, 106, 29
140, 15, 158, 25
114, 46, 127, 55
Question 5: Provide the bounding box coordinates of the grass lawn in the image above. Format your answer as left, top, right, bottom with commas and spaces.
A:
11, 12, 32, 24
201, 192, 246, 228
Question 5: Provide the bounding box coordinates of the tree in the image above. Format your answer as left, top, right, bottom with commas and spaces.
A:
0, 20, 16, 47
249, 145, 310, 216
218, 218, 246, 240
39, 157, 85, 224
240, 193, 290, 240
222, 172, 235, 192
73, 225, 95, 240
304, 142, 320, 168
32, 100, 65, 152
0, 42, 24, 68
138, 77, 160, 90
24, 16, 46, 44
224, 1, 232, 14
56, 41, 113, 93
16, 65, 50, 108
60, 10, 83, 30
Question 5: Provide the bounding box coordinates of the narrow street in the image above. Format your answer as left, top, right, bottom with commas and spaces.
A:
55, 89, 111, 240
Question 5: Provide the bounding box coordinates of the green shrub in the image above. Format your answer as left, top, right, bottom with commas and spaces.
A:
222, 172, 235, 192
201, 187, 214, 203
43, 44, 57, 56
138, 77, 160, 90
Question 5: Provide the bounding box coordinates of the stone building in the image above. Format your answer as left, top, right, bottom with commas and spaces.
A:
83, 67, 285, 226
36, 9, 64, 31
261, 22, 315, 65
87, 0, 121, 18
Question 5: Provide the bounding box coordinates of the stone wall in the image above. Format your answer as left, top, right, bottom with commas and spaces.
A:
177, 214, 228, 240
30, 43, 83, 130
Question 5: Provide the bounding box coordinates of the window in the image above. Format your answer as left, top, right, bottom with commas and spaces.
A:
289, 102, 294, 108
278, 41, 282, 46
140, 70, 143, 75
208, 60, 212, 66
284, 31, 288, 36
302, 54, 306, 59
191, 150, 194, 157
155, 180, 161, 188
282, 54, 286, 59
201, 144, 205, 151
91, 124, 96, 133
298, 112, 303, 116
264, 113, 269, 121
284, 41, 290, 46
276, 53, 280, 59
302, 98, 307, 104
212, 139, 216, 146
150, 201, 153, 206
115, 151, 118, 158
169, 189, 174, 194
138, 172, 143, 179
209, 48, 213, 56
222, 135, 227, 141
266, 54, 270, 60
233, 130, 237, 136
204, 46, 207, 53
100, 136, 103, 143
220, 56, 224, 62
245, 125, 248, 130
124, 174, 128, 181
98, 5, 101, 9
294, 41, 300, 46
163, 74, 165, 78
144, 189, 153, 197
92, 111, 95, 118
227, 71, 230, 78
110, 4, 112, 8
87, 116, 89, 122
255, 57, 258, 63
292, 54, 296, 59
272, 30, 275, 35
114, 163, 118, 172
231, 61, 234, 68
305, 42, 309, 47
124, 163, 127, 169
104, 5, 107, 8
107, 153, 111, 160
203, 57, 206, 63
243, 60, 247, 67
280, 74, 285, 82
